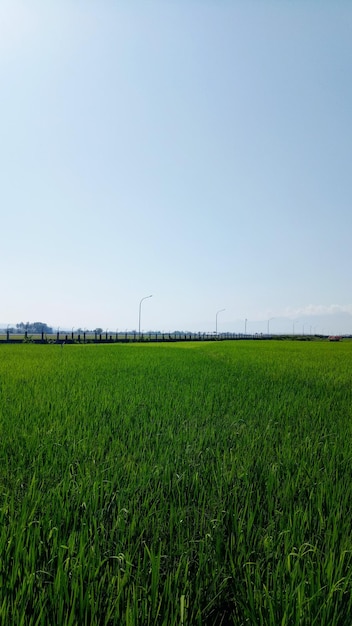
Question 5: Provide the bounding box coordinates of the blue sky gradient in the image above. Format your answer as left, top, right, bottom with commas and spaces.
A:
1, 1, 351, 333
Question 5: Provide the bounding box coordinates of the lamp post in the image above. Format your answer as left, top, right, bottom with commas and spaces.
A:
139, 295, 153, 336
245, 318, 247, 335
215, 309, 225, 335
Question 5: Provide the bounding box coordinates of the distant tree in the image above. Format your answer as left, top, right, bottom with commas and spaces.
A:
15, 321, 53, 334
94, 328, 103, 334
32, 322, 53, 334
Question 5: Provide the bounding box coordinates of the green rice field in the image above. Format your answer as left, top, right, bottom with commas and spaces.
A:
1, 340, 352, 625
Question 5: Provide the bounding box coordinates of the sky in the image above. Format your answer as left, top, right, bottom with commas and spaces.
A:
1, 0, 351, 334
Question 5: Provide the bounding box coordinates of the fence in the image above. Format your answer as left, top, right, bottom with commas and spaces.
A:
0, 330, 271, 344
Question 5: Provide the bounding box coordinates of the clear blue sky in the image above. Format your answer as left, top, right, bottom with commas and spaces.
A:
1, 1, 351, 334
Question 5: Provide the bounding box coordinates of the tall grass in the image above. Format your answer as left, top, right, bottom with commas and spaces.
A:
0, 341, 352, 624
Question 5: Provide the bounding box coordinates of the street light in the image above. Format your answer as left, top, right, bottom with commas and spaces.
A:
139, 295, 153, 336
215, 309, 225, 335
245, 318, 247, 335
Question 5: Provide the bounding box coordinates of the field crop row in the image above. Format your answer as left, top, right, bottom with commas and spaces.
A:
0, 341, 352, 624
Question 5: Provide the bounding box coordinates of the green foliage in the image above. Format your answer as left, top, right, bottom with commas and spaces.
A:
1, 341, 352, 624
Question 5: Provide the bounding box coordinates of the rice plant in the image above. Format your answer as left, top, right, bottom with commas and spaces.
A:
0, 340, 352, 624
